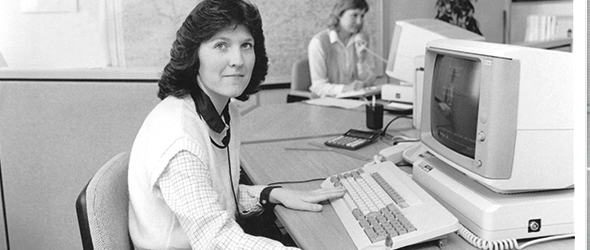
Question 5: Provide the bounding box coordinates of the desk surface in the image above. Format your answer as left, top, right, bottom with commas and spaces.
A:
241, 102, 416, 144
239, 103, 574, 250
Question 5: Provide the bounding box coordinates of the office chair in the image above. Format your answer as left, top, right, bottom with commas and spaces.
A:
76, 152, 133, 250
286, 58, 317, 103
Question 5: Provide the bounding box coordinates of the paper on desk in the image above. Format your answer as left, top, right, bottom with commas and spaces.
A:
305, 97, 366, 109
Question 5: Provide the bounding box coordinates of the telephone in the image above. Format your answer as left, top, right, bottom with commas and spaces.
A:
378, 141, 423, 164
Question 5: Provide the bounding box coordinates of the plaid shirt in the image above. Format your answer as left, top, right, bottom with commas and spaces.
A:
158, 150, 299, 250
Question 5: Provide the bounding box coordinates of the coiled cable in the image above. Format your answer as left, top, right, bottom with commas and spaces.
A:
457, 225, 574, 250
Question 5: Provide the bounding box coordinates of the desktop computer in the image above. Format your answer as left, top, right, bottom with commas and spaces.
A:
382, 18, 484, 105
413, 156, 573, 241
324, 24, 573, 250
386, 19, 485, 85
385, 18, 485, 85
412, 39, 573, 243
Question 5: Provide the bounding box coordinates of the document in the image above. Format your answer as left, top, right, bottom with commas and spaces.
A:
305, 98, 366, 109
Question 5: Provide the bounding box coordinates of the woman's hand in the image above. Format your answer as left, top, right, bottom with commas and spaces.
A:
342, 80, 366, 92
269, 186, 346, 212
354, 33, 369, 62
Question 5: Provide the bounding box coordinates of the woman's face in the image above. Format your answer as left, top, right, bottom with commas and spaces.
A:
338, 8, 366, 35
198, 25, 255, 102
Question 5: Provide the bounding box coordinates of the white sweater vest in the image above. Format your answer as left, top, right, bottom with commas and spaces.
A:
128, 95, 241, 249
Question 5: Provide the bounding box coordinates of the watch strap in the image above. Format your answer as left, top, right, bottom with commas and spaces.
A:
260, 186, 282, 209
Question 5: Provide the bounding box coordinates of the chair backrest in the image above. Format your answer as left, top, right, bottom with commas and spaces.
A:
76, 152, 133, 250
290, 58, 312, 92
287, 58, 316, 102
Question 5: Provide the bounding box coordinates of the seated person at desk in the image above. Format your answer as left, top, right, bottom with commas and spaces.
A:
127, 0, 346, 249
308, 0, 377, 97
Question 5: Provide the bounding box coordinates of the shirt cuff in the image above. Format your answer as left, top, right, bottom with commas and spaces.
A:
238, 184, 266, 216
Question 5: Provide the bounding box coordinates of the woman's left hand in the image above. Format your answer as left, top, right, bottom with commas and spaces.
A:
269, 186, 346, 212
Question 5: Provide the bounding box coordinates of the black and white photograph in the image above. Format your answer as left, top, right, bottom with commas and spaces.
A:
0, 0, 585, 249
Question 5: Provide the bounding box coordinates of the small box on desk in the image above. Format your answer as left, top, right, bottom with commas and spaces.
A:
381, 84, 413, 104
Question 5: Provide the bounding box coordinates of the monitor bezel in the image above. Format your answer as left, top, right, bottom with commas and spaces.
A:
420, 45, 521, 182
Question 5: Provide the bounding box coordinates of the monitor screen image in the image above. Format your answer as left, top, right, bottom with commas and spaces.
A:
430, 55, 480, 159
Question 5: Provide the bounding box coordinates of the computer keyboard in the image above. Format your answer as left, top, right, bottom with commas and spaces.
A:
321, 161, 459, 250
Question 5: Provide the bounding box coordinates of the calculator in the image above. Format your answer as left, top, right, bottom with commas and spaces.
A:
324, 129, 381, 150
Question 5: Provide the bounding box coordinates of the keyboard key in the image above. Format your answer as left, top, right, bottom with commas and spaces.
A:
328, 167, 418, 244
358, 218, 370, 228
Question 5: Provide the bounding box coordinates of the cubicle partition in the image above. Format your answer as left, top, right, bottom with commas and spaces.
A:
0, 69, 160, 250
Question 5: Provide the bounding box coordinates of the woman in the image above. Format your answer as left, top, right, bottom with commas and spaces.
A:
127, 0, 346, 249
308, 0, 377, 97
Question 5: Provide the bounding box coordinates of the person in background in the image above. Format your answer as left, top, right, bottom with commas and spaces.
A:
127, 0, 346, 249
308, 0, 377, 97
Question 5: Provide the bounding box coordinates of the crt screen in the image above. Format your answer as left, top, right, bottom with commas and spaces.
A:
430, 54, 481, 158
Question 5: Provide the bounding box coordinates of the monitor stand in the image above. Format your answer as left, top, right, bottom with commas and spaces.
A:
411, 153, 573, 242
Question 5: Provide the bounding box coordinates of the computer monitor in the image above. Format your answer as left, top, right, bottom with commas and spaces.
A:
385, 19, 484, 85
419, 39, 573, 193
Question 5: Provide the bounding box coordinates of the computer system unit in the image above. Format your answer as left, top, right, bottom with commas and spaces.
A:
411, 39, 573, 242
412, 155, 573, 241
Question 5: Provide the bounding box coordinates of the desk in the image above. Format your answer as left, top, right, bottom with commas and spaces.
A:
239, 102, 574, 250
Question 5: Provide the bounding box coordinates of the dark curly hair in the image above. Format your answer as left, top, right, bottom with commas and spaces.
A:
327, 0, 370, 30
157, 0, 269, 101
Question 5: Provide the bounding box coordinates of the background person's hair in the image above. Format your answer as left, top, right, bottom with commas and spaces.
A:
157, 0, 268, 101
327, 0, 370, 30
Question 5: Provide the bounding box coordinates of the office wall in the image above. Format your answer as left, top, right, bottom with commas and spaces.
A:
0, 0, 433, 83
0, 0, 576, 71
123, 0, 383, 83
0, 0, 116, 68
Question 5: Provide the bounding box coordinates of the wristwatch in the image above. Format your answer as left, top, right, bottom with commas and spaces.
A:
260, 186, 282, 209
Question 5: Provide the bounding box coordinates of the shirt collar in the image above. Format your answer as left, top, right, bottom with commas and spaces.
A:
329, 29, 355, 47
329, 29, 340, 45
190, 88, 230, 134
